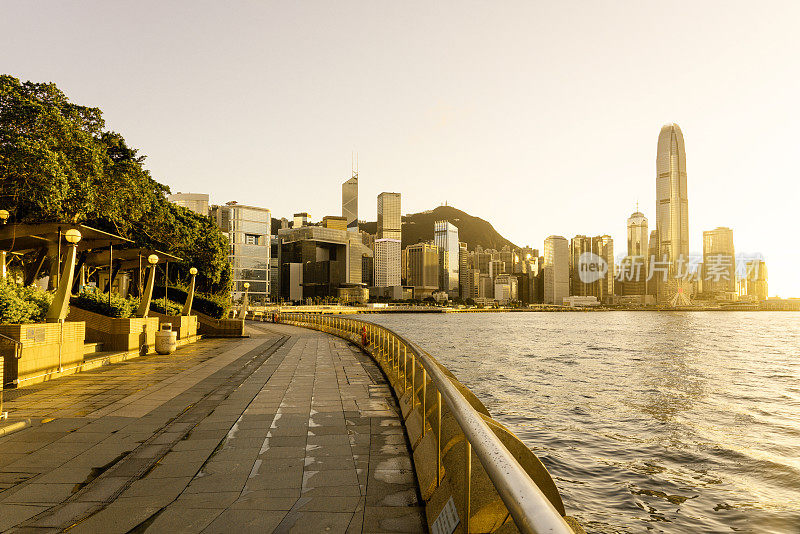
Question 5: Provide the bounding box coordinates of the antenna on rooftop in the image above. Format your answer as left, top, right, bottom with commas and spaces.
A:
351, 151, 358, 180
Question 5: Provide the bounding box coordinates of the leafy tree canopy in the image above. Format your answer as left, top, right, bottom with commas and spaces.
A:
0, 75, 231, 293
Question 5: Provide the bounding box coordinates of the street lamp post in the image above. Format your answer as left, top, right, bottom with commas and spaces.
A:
46, 229, 82, 322
181, 267, 198, 316
135, 254, 159, 317
0, 209, 8, 279
238, 282, 250, 319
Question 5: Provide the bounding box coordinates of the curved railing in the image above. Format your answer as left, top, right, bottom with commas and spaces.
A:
270, 312, 583, 534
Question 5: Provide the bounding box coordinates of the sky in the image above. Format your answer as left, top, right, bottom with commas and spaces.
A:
3, 1, 799, 296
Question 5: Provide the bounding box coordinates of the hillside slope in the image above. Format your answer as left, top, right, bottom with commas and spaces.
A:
360, 205, 518, 251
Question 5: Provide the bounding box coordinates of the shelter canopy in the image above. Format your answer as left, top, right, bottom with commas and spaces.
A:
0, 223, 130, 254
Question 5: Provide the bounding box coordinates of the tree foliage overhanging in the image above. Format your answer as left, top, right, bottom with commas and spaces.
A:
0, 75, 231, 294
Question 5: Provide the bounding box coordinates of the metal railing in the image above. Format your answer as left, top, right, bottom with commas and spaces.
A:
271, 311, 575, 534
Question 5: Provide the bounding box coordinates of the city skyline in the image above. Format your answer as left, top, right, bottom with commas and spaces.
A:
2, 2, 798, 296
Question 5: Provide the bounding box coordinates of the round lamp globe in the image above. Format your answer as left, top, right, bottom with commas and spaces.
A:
64, 228, 82, 244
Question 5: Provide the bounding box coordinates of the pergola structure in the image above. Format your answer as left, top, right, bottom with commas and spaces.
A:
0, 223, 182, 293
0, 223, 131, 287
82, 247, 181, 297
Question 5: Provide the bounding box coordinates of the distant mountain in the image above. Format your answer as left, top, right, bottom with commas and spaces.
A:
360, 205, 518, 251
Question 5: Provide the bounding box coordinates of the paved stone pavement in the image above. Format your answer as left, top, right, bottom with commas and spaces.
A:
0, 322, 425, 533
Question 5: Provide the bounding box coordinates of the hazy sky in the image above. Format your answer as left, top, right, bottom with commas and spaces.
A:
3, 1, 799, 296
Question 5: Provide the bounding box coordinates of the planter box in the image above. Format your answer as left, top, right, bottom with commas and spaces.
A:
193, 311, 245, 337
150, 313, 198, 340
0, 322, 86, 389
67, 307, 159, 354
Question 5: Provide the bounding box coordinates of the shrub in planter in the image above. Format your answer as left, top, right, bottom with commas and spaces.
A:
153, 286, 230, 319
71, 290, 137, 318
150, 297, 182, 316
0, 278, 53, 324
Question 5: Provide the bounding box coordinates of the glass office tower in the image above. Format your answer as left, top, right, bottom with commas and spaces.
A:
212, 202, 272, 304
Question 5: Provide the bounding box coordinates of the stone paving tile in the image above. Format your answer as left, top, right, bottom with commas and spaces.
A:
0, 503, 49, 531
0, 323, 425, 533
201, 508, 287, 533
145, 506, 226, 534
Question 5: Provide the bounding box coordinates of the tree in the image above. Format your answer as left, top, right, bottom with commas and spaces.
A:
0, 75, 231, 293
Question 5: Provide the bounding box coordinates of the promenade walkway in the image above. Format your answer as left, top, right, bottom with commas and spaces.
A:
0, 322, 425, 533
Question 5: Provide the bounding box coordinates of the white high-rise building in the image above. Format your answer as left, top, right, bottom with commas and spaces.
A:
544, 235, 569, 305
434, 220, 459, 293
374, 239, 401, 287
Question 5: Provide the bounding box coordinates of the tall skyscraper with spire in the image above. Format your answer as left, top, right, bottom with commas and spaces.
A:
342, 168, 358, 232
655, 123, 691, 304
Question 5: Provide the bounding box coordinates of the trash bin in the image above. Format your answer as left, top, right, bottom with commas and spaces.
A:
155, 323, 177, 355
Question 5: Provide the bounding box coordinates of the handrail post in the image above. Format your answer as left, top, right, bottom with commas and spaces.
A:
465, 441, 472, 532
437, 390, 442, 487
403, 345, 407, 392
422, 369, 427, 437
411, 352, 416, 410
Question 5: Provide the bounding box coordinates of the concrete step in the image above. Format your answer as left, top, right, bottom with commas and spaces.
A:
82, 342, 104, 356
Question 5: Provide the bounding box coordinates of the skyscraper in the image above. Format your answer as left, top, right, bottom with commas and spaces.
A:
377, 193, 401, 239
458, 242, 468, 297
569, 235, 591, 296
434, 220, 459, 294
406, 242, 439, 297
627, 210, 649, 257
342, 170, 358, 231
375, 193, 401, 287
655, 123, 690, 303
544, 236, 569, 305
569, 235, 614, 301
746, 259, 768, 301
595, 235, 614, 302
702, 227, 736, 297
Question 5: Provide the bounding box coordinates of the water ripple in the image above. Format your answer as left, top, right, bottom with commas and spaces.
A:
359, 311, 800, 533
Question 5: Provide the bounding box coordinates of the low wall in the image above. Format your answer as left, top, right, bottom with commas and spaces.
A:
193, 311, 244, 337
150, 313, 198, 340
0, 322, 85, 388
67, 307, 159, 354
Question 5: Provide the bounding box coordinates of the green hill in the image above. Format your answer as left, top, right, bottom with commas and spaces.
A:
359, 205, 518, 251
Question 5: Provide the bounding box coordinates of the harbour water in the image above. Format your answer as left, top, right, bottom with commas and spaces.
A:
359, 311, 800, 533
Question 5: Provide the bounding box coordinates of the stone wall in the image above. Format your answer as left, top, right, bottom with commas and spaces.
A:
194, 311, 244, 337
0, 322, 85, 388
67, 307, 158, 353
